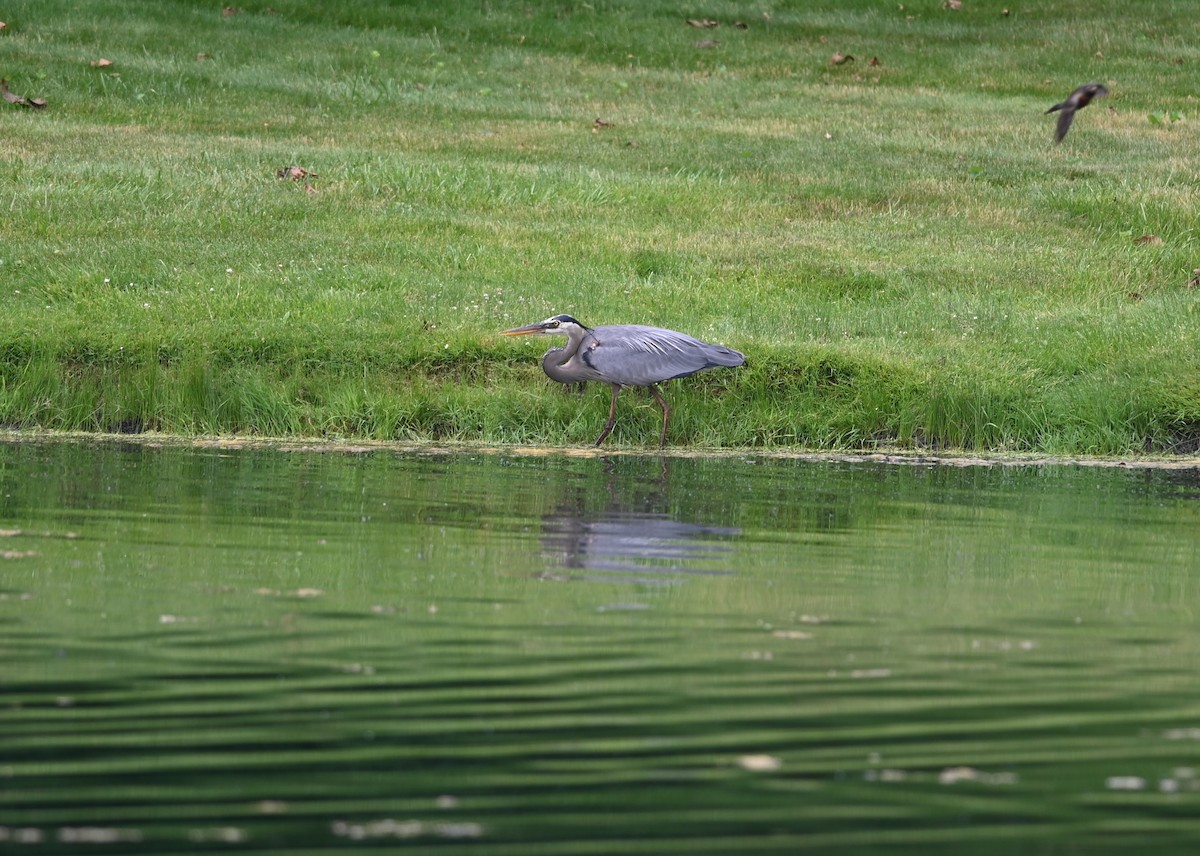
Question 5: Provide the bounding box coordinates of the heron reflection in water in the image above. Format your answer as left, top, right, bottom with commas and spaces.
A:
502, 314, 744, 448
538, 457, 741, 584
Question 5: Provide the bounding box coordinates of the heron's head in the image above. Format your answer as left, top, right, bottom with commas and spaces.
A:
501, 314, 588, 337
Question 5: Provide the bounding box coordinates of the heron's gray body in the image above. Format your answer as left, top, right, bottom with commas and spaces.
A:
552, 324, 744, 387
502, 314, 744, 447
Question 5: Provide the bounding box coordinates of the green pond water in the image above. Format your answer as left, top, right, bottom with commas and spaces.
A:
2, 440, 1200, 854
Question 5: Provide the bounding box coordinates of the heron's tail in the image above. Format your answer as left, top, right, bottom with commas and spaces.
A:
704, 345, 746, 368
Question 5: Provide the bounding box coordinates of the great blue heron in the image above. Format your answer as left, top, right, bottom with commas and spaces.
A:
1046, 82, 1108, 142
501, 314, 744, 448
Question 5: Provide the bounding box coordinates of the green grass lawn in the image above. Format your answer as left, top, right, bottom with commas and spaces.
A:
1, 0, 1198, 453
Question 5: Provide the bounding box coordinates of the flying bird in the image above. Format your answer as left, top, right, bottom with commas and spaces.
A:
501, 314, 744, 448
1046, 82, 1109, 142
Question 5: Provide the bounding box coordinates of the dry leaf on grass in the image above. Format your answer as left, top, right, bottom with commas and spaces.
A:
1188, 269, 1200, 289
90, 58, 114, 68
1135, 234, 1163, 245
695, 39, 720, 49
686, 18, 718, 28
1, 78, 46, 108
830, 52, 855, 65
0, 80, 20, 104
277, 165, 317, 181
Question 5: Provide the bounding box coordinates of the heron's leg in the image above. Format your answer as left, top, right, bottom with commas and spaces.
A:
649, 384, 670, 448
594, 384, 622, 446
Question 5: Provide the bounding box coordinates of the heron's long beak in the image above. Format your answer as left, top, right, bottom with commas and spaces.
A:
501, 322, 549, 336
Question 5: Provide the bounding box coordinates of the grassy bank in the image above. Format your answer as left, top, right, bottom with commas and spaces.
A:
1, 0, 1198, 453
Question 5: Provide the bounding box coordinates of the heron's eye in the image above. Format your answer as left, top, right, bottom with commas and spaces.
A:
550, 320, 559, 328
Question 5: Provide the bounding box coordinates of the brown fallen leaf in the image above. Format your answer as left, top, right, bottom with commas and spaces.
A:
944, 0, 962, 8
1002, 7, 1011, 15
1135, 234, 1163, 245
90, 58, 114, 68
196, 52, 210, 61
732, 20, 748, 29
869, 56, 881, 66
1, 78, 45, 108
1188, 269, 1200, 289
695, 39, 720, 49
830, 52, 855, 65
222, 5, 239, 15
686, 18, 718, 28
0, 21, 7, 32
277, 165, 317, 181
304, 182, 318, 194
1, 79, 24, 105
593, 116, 612, 131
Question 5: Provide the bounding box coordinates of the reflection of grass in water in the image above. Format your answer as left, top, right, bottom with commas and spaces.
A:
4, 445, 1200, 847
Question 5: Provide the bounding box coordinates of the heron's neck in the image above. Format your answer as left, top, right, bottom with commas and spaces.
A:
541, 344, 574, 383
540, 329, 586, 384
